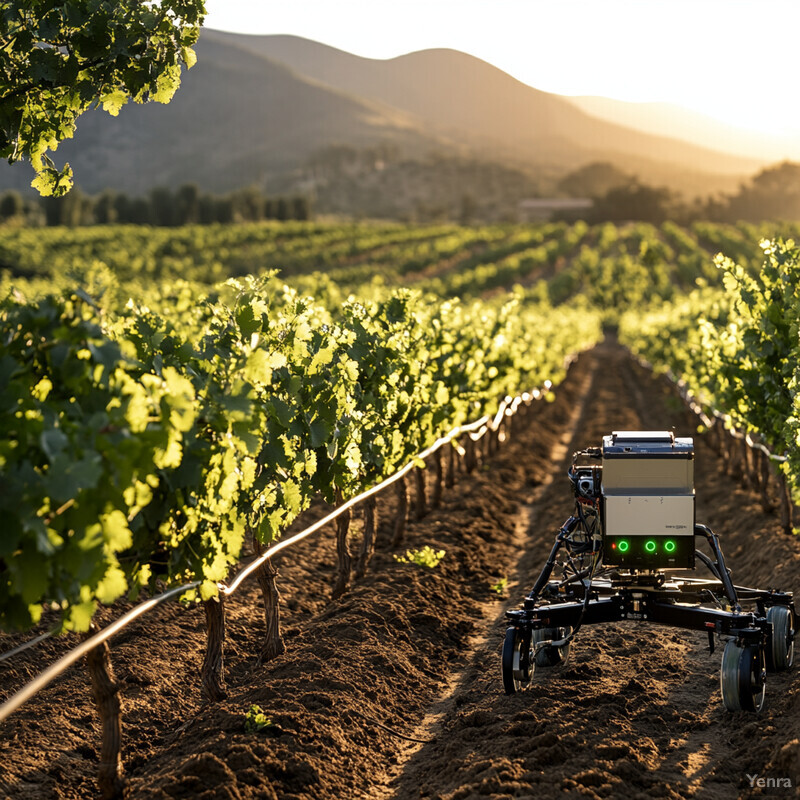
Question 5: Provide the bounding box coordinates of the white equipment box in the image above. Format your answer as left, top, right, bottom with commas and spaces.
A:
601, 430, 695, 540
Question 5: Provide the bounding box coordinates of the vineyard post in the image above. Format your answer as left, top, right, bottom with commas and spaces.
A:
496, 420, 504, 452
465, 437, 477, 473
747, 445, 760, 494
252, 536, 286, 661
445, 442, 456, 488
719, 428, 729, 469
201, 596, 227, 701
711, 422, 723, 455
392, 474, 409, 547
725, 432, 736, 479
759, 451, 773, 513
431, 448, 443, 509
332, 488, 352, 599
725, 433, 740, 479
355, 495, 378, 579
778, 470, 794, 535
485, 427, 495, 457
523, 397, 533, 420
414, 463, 427, 520
84, 630, 125, 800
740, 438, 752, 489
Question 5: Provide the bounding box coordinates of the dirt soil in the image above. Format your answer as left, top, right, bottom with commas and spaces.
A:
1, 342, 800, 800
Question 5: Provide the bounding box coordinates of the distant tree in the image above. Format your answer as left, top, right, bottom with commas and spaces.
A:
94, 191, 118, 224
129, 197, 153, 225
41, 187, 89, 226
0, 190, 24, 220
723, 161, 800, 221
175, 183, 200, 225
149, 187, 176, 227
113, 193, 132, 223
590, 181, 678, 224
214, 196, 234, 224
558, 162, 634, 198
230, 187, 264, 222
198, 194, 218, 225
0, 1, 205, 196
275, 197, 289, 222
292, 196, 311, 221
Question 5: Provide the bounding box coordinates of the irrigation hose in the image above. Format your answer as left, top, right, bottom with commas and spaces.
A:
0, 380, 550, 722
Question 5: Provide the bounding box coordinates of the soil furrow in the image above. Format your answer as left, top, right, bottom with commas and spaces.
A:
367, 356, 600, 798
385, 343, 800, 800
1, 344, 798, 800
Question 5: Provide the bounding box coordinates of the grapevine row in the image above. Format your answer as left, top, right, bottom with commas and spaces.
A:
0, 279, 602, 634
619, 238, 800, 529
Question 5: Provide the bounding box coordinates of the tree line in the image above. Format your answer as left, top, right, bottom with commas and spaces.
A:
2, 161, 798, 228
0, 185, 312, 227
557, 160, 800, 225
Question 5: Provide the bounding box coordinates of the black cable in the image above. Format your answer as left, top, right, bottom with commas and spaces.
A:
695, 550, 722, 582
351, 708, 435, 744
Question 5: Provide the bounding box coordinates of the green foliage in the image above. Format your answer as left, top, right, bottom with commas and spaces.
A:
619, 237, 800, 500
394, 545, 446, 568
490, 577, 508, 595
244, 705, 273, 733
0, 256, 602, 632
0, 291, 194, 630
0, 1, 205, 195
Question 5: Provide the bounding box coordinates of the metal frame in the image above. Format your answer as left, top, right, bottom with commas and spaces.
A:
506, 523, 795, 654
503, 439, 795, 709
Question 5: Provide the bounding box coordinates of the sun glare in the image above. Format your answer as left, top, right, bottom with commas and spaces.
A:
204, 0, 800, 141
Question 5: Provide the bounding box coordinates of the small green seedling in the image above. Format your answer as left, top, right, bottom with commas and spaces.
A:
244, 704, 274, 733
394, 545, 445, 568
490, 577, 508, 595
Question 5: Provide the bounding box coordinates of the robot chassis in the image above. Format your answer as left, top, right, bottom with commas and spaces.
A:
503, 431, 795, 712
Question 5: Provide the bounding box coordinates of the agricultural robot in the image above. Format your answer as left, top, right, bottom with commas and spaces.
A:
503, 431, 795, 711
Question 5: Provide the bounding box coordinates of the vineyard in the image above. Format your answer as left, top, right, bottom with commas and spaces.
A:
2, 219, 800, 799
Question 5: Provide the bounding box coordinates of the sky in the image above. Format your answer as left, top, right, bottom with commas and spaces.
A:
203, 0, 800, 139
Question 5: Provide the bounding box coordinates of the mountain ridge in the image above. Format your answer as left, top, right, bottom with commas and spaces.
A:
208, 31, 763, 180
0, 29, 774, 214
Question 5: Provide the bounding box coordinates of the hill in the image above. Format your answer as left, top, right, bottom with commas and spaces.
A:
0, 34, 448, 196
211, 32, 762, 192
0, 29, 769, 214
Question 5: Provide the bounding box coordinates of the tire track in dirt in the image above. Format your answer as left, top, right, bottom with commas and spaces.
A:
385, 342, 800, 800
366, 356, 600, 798
0, 348, 595, 800
2, 344, 798, 800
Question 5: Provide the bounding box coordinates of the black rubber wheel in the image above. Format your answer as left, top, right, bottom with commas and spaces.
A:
502, 626, 533, 694
720, 639, 766, 712
766, 606, 795, 672
532, 626, 572, 667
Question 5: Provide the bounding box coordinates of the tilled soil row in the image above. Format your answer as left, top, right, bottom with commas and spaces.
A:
390, 343, 800, 800
0, 348, 590, 800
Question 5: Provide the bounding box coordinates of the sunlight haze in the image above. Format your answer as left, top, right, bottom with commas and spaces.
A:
204, 0, 800, 143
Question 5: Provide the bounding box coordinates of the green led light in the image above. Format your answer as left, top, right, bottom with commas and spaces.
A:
618, 539, 630, 553
645, 539, 657, 553
664, 539, 677, 553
